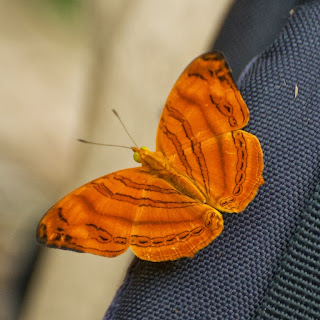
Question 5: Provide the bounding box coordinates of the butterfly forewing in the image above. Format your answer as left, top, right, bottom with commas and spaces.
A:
156, 52, 249, 156
37, 168, 141, 257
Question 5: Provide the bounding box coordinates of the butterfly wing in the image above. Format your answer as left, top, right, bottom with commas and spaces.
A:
156, 52, 263, 213
156, 52, 249, 156
37, 168, 141, 258
37, 167, 223, 261
167, 130, 264, 213
128, 173, 224, 262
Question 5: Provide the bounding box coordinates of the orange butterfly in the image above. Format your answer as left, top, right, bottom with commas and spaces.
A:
36, 52, 264, 262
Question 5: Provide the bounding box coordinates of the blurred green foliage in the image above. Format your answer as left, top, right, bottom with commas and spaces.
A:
28, 0, 84, 22
48, 0, 81, 17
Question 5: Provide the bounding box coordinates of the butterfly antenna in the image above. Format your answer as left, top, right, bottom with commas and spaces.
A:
78, 139, 132, 149
112, 109, 138, 147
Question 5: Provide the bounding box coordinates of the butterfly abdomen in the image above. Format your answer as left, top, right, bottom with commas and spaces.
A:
173, 174, 207, 203
137, 147, 207, 203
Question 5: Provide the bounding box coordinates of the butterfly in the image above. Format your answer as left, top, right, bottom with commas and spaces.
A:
36, 52, 264, 262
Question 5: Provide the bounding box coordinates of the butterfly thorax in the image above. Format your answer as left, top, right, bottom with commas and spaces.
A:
133, 147, 207, 203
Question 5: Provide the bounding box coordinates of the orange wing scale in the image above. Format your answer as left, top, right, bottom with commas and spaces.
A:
36, 52, 263, 261
156, 52, 249, 155
167, 131, 264, 213
37, 168, 223, 262
156, 52, 263, 213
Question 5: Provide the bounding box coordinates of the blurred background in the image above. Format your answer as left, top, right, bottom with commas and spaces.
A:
0, 1, 233, 319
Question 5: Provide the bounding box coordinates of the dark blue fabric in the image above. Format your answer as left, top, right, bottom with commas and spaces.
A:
105, 2, 320, 319
254, 182, 320, 319
214, 0, 299, 80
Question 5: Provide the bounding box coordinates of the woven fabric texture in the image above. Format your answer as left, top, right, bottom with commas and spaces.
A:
254, 182, 320, 319
214, 0, 298, 80
105, 2, 320, 319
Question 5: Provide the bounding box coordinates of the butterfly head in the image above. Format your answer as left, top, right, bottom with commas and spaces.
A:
133, 146, 150, 163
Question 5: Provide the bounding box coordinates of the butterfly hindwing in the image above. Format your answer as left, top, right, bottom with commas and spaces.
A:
167, 130, 264, 213
128, 171, 224, 261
